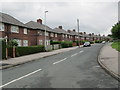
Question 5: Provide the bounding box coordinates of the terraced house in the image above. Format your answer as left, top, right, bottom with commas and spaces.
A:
0, 12, 107, 46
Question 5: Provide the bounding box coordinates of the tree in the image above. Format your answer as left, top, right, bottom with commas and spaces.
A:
111, 22, 120, 39
8, 40, 18, 47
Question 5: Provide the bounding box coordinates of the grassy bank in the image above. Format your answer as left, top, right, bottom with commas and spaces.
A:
111, 41, 120, 52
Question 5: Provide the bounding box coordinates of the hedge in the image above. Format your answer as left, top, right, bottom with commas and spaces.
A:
16, 45, 45, 57
1, 40, 6, 59
61, 41, 73, 48
95, 40, 102, 43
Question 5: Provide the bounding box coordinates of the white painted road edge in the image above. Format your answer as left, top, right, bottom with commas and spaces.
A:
0, 68, 42, 88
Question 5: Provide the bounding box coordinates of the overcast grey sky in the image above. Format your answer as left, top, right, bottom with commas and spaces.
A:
0, 0, 119, 35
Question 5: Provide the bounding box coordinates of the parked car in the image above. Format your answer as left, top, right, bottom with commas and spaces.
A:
102, 41, 106, 44
83, 42, 91, 47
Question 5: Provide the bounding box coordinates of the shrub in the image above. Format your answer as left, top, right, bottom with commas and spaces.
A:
95, 40, 102, 43
61, 41, 73, 48
1, 40, 6, 59
8, 40, 18, 47
50, 41, 61, 45
16, 45, 45, 57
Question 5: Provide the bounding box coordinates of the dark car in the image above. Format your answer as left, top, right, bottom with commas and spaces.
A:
83, 42, 91, 47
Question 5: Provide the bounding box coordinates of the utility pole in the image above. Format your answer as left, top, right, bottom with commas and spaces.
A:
77, 19, 80, 48
44, 11, 48, 51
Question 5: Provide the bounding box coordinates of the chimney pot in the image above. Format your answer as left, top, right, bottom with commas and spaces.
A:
73, 29, 76, 32
58, 26, 62, 29
37, 19, 42, 24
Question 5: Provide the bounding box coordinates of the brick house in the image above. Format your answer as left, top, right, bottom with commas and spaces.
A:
53, 26, 71, 41
0, 12, 35, 46
0, 12, 107, 47
25, 19, 59, 45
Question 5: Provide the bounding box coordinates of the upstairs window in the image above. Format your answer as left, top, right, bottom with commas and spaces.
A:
11, 26, 19, 33
55, 34, 57, 37
0, 23, 4, 31
50, 33, 54, 37
24, 28, 27, 34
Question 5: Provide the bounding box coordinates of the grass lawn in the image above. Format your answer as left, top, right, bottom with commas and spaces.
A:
111, 41, 120, 52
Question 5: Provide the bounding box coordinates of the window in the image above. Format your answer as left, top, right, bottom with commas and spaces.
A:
38, 31, 43, 35
62, 34, 64, 38
55, 34, 57, 37
23, 40, 28, 46
39, 40, 43, 45
11, 26, 19, 33
51, 33, 54, 37
14, 39, 22, 46
66, 35, 67, 38
24, 28, 27, 34
0, 23, 4, 31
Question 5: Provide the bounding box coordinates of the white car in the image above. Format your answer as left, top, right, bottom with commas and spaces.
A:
83, 42, 91, 47
102, 41, 106, 44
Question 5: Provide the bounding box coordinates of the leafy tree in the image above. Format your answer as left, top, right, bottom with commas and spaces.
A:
8, 40, 18, 47
111, 22, 120, 39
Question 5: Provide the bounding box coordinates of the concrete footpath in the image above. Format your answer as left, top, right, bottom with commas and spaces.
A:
98, 43, 120, 81
0, 46, 81, 70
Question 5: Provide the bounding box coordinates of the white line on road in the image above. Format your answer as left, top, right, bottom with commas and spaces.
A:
53, 58, 67, 65
71, 53, 78, 57
0, 68, 42, 88
79, 50, 84, 53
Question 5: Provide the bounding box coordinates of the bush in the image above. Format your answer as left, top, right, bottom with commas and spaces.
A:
16, 45, 45, 57
8, 40, 18, 47
90, 41, 94, 44
1, 40, 6, 59
95, 40, 102, 43
61, 41, 73, 48
50, 41, 61, 45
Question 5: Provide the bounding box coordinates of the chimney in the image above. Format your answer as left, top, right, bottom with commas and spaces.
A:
58, 26, 63, 29
79, 32, 83, 35
84, 32, 86, 34
68, 30, 71, 33
73, 29, 76, 32
89, 33, 91, 36
37, 19, 42, 24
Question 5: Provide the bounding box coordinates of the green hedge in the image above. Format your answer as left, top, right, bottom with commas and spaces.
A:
50, 41, 61, 45
1, 40, 6, 59
61, 41, 73, 48
95, 40, 102, 43
16, 45, 45, 57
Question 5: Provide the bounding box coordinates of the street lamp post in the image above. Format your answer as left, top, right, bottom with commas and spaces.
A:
4, 36, 8, 59
77, 19, 80, 48
44, 11, 48, 51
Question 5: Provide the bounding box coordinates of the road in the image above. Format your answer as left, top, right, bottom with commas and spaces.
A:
1, 44, 119, 88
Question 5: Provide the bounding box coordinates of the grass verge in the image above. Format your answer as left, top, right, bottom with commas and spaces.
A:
111, 41, 120, 52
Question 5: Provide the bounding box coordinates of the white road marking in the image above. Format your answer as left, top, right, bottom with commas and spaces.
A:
0, 68, 42, 88
53, 58, 67, 65
79, 50, 84, 53
71, 53, 78, 57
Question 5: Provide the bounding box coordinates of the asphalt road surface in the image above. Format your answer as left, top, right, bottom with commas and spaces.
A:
1, 44, 119, 88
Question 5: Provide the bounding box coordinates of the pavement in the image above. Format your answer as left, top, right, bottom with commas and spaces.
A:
0, 46, 81, 70
98, 43, 120, 81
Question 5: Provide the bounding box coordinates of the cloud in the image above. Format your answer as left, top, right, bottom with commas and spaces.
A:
0, 1, 118, 36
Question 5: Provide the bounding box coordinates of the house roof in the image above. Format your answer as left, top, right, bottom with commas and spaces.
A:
0, 12, 26, 27
25, 21, 56, 33
53, 27, 70, 34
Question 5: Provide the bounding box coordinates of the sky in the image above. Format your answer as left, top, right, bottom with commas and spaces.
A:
0, 0, 119, 36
